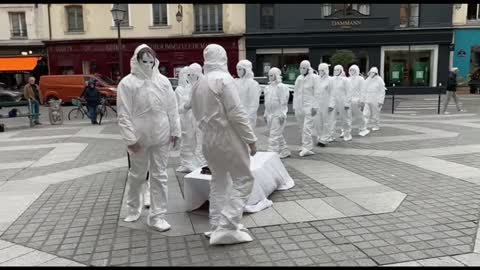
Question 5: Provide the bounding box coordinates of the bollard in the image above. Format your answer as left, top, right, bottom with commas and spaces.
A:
437, 83, 442, 115
391, 84, 395, 114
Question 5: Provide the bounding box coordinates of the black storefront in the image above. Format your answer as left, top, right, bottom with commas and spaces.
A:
245, 4, 454, 94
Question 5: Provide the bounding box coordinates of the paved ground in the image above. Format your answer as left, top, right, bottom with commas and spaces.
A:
1, 94, 480, 266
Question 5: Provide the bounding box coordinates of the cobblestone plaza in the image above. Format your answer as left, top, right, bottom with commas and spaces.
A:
1, 95, 480, 266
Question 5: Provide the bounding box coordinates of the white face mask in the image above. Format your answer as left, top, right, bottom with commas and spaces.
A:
319, 70, 326, 77
349, 68, 357, 76
139, 53, 155, 77
368, 72, 376, 78
334, 68, 342, 76
268, 73, 276, 82
188, 74, 198, 84
300, 65, 308, 75
237, 67, 246, 78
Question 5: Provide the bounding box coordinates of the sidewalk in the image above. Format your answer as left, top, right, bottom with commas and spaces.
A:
1, 101, 480, 266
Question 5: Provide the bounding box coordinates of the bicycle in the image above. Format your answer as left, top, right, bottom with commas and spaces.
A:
97, 96, 117, 125
68, 98, 89, 120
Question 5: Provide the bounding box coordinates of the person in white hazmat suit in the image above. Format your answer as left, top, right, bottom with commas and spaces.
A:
184, 63, 208, 168
293, 60, 319, 157
235, 60, 261, 129
175, 67, 201, 173
359, 67, 386, 134
328, 65, 353, 141
117, 44, 181, 232
190, 44, 258, 245
314, 63, 334, 147
263, 67, 291, 159
348, 64, 369, 136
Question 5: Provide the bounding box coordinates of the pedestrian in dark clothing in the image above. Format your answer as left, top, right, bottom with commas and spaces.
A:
81, 79, 101, 124
442, 67, 465, 114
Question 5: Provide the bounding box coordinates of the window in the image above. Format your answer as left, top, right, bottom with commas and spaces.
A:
383, 46, 436, 87
9, 12, 27, 38
322, 4, 370, 17
118, 4, 130, 27
194, 4, 223, 33
400, 4, 419, 28
66, 5, 84, 32
467, 4, 480, 21
152, 4, 168, 26
260, 4, 274, 29
255, 48, 309, 84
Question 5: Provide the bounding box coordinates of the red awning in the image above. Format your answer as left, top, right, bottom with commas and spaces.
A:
0, 57, 41, 72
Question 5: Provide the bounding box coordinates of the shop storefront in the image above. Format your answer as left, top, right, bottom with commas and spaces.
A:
453, 28, 480, 82
0, 45, 48, 89
246, 29, 452, 92
45, 35, 241, 81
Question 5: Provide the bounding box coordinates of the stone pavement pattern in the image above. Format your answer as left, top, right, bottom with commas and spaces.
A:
1, 96, 480, 265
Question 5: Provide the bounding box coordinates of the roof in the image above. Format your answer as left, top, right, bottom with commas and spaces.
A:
0, 57, 41, 72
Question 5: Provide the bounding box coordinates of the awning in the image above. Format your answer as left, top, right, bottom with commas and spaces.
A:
0, 57, 41, 72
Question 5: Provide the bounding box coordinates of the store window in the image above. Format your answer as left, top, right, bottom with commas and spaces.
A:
400, 4, 419, 28
322, 4, 370, 17
66, 5, 84, 32
60, 66, 75, 75
152, 4, 168, 26
260, 4, 274, 29
383, 46, 436, 87
467, 4, 480, 21
194, 4, 223, 33
255, 48, 309, 84
9, 12, 27, 38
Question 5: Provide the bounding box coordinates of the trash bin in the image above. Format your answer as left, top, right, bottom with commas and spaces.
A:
48, 99, 64, 125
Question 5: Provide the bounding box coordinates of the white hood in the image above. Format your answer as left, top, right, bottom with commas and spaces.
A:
203, 44, 228, 74
236, 59, 254, 79
268, 67, 282, 84
178, 66, 189, 88
349, 65, 360, 77
130, 44, 160, 80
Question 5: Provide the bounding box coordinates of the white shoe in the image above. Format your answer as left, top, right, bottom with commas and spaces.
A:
358, 129, 370, 137
339, 130, 345, 138
279, 149, 291, 159
343, 134, 352, 141
459, 109, 466, 112
176, 165, 191, 173
299, 149, 314, 157
372, 127, 380, 131
148, 219, 171, 232
204, 231, 212, 238
124, 213, 141, 222
443, 112, 450, 115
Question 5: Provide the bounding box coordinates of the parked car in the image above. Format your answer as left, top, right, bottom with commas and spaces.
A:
39, 74, 117, 104
0, 82, 22, 102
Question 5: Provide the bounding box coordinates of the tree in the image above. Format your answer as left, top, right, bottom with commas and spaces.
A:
331, 50, 357, 72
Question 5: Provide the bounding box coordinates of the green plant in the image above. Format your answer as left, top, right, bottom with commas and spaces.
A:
331, 50, 357, 71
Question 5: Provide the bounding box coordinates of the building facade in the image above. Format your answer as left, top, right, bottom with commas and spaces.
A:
44, 4, 246, 79
0, 4, 49, 88
246, 4, 453, 93
452, 3, 480, 85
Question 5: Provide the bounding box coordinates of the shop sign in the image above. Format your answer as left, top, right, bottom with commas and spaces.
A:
457, 49, 467, 57
150, 42, 209, 51
331, 19, 362, 28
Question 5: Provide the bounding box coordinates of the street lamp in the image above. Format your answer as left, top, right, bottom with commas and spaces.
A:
111, 4, 126, 77
176, 4, 183, 23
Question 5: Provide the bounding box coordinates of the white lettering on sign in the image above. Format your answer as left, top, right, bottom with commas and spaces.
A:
331, 20, 362, 28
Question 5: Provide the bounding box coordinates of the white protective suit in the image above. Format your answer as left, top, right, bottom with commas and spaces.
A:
293, 60, 319, 156
361, 67, 386, 132
117, 44, 181, 231
191, 44, 257, 245
264, 67, 291, 159
348, 65, 368, 135
314, 63, 335, 145
184, 63, 208, 168
235, 60, 261, 129
328, 65, 353, 141
175, 67, 201, 173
